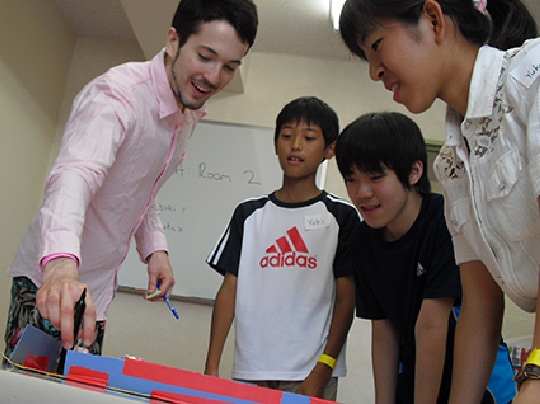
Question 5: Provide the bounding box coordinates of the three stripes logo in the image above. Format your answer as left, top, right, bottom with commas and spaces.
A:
259, 226, 318, 269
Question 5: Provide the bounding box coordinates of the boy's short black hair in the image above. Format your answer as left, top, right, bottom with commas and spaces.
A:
336, 112, 431, 194
275, 96, 339, 147
172, 0, 258, 49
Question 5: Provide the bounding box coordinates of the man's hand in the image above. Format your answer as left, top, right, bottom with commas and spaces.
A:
146, 251, 175, 298
36, 257, 96, 349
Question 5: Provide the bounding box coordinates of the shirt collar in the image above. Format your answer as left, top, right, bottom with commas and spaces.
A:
150, 48, 207, 123
464, 45, 505, 119
445, 45, 504, 146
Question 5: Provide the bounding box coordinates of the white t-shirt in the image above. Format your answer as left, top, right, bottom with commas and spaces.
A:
207, 191, 359, 380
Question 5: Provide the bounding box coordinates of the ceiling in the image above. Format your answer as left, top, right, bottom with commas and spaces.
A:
55, 0, 540, 62
54, 0, 352, 61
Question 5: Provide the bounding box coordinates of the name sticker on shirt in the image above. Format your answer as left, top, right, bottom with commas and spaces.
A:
511, 43, 540, 89
304, 214, 329, 231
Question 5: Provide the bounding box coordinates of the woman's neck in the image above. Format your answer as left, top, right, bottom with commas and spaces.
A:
439, 38, 481, 116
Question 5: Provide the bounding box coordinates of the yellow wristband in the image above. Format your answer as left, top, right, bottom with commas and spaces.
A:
318, 353, 337, 369
526, 348, 540, 366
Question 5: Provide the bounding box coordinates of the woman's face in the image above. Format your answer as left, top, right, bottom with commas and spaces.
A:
359, 17, 444, 114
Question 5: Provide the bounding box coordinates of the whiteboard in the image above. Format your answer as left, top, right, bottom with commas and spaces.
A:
118, 120, 283, 300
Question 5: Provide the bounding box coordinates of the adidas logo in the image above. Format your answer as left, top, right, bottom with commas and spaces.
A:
259, 226, 318, 269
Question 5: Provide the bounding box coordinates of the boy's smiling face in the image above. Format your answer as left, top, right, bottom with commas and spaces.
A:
344, 164, 418, 236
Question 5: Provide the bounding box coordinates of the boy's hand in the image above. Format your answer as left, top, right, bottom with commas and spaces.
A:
296, 363, 331, 398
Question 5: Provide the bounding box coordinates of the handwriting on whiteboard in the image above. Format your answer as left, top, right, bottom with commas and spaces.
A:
174, 162, 263, 185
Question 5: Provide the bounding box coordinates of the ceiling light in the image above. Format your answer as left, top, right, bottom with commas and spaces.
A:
331, 0, 346, 30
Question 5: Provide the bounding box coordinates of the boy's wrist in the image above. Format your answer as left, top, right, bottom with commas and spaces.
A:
317, 353, 337, 369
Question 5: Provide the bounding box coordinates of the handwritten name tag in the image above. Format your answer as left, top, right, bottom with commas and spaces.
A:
511, 41, 540, 89
304, 214, 329, 230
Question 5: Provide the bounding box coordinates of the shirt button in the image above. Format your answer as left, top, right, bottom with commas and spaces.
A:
464, 121, 471, 129
498, 182, 506, 190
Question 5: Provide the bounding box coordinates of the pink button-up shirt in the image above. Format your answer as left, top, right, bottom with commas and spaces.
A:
8, 49, 206, 320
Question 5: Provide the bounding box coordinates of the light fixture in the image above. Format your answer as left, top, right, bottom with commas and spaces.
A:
331, 0, 346, 30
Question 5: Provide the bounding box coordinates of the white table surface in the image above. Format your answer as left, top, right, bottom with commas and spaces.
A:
0, 369, 139, 403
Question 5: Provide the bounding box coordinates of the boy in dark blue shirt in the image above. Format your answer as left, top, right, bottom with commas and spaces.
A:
336, 112, 515, 404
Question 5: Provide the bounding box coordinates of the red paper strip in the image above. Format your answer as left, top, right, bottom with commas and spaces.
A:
65, 365, 109, 389
123, 358, 283, 403
22, 354, 50, 372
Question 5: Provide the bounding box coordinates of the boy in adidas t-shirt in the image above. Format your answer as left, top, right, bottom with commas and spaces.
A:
205, 96, 360, 400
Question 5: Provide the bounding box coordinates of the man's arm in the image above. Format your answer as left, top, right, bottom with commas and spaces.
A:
135, 198, 173, 296
372, 318, 399, 404
297, 276, 355, 398
204, 273, 237, 377
414, 297, 455, 403
449, 260, 504, 403
36, 88, 130, 348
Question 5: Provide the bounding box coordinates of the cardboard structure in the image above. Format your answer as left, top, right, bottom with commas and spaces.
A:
63, 351, 337, 403
9, 325, 338, 404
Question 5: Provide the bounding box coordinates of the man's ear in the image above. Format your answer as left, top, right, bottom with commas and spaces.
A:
410, 160, 424, 185
422, 0, 447, 44
166, 27, 179, 57
323, 141, 336, 161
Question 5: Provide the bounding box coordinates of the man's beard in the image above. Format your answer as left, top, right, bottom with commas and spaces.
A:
174, 87, 206, 110
171, 49, 213, 110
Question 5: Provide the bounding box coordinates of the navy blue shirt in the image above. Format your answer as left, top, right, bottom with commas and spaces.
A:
352, 193, 460, 403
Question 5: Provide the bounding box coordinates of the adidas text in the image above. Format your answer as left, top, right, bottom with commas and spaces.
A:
259, 252, 317, 269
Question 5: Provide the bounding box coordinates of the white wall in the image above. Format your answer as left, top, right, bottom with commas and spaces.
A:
0, 0, 76, 343
1, 2, 534, 403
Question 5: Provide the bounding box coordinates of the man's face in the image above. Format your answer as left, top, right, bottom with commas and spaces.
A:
166, 20, 249, 110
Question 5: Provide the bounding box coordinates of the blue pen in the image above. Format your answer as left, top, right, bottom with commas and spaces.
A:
156, 281, 179, 319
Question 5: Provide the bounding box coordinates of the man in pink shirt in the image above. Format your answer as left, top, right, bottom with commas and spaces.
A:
3, 0, 258, 363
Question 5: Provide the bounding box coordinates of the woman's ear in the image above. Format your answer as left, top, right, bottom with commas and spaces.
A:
422, 0, 447, 44
409, 160, 424, 185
